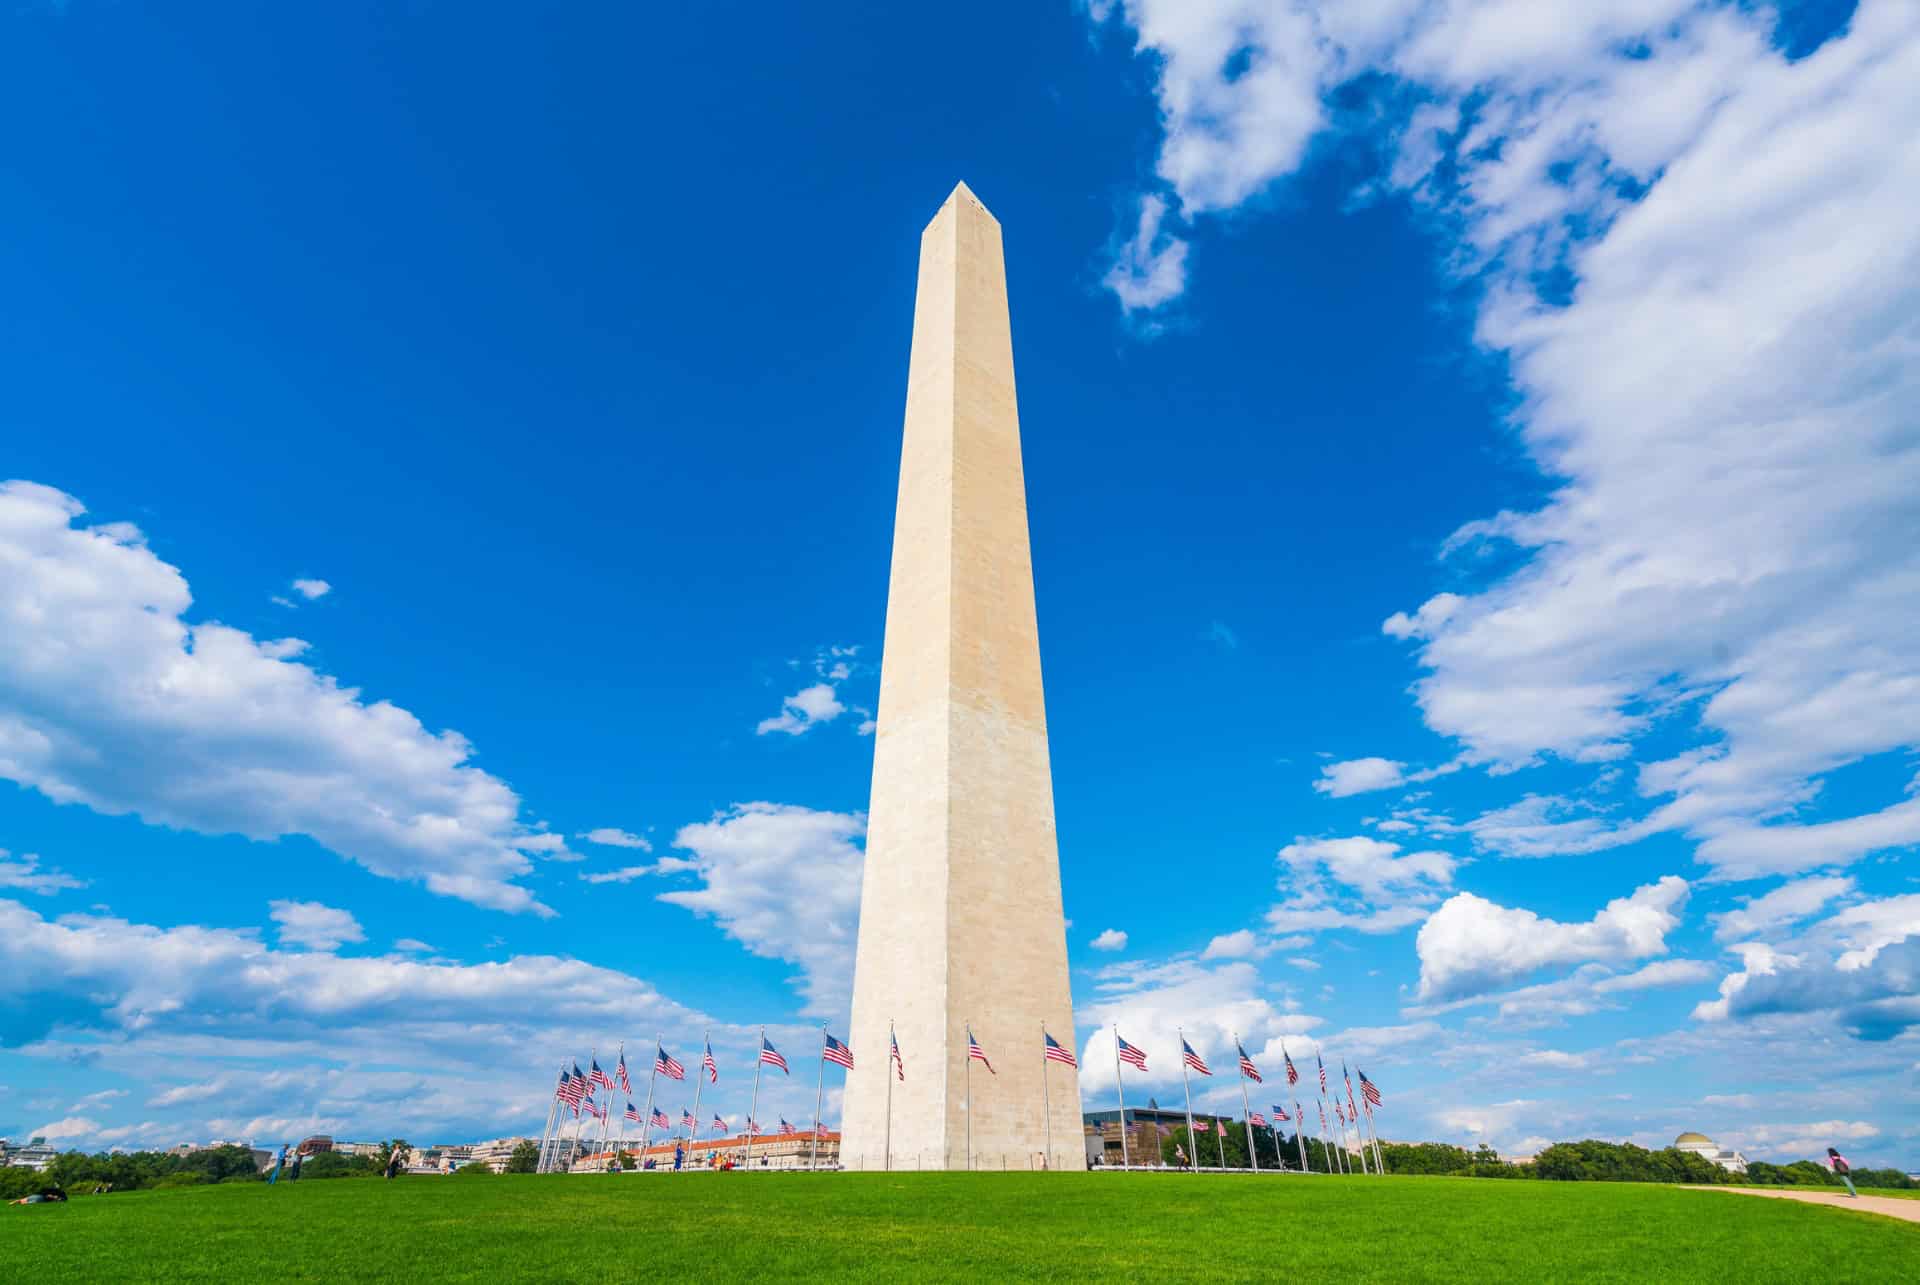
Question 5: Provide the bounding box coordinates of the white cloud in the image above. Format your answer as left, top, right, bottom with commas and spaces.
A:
756, 683, 846, 736
1280, 836, 1455, 902
578, 864, 657, 885
0, 849, 85, 895
1089, 928, 1128, 952
1415, 876, 1688, 1001
1199, 929, 1259, 960
1086, 1, 1920, 886
1103, 194, 1189, 314
1695, 893, 1920, 1038
1076, 956, 1319, 1096
658, 803, 865, 1015
578, 827, 651, 851
290, 578, 331, 600
0, 481, 559, 915
0, 895, 701, 1054
29, 1115, 105, 1142
1711, 875, 1855, 942
1314, 757, 1405, 798
392, 938, 435, 954
268, 900, 365, 952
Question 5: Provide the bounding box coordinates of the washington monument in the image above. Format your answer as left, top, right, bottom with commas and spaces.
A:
843, 183, 1083, 1171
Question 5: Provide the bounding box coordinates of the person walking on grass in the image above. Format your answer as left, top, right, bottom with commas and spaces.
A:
268, 1146, 287, 1185
1827, 1147, 1858, 1197
288, 1150, 303, 1182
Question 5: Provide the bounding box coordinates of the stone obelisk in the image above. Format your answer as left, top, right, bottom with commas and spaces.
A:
843, 183, 1083, 1171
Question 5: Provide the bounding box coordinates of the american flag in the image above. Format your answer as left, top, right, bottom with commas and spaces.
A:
712, 1114, 727, 1132
1116, 1035, 1148, 1072
1192, 1120, 1210, 1134
1317, 1049, 1328, 1093
624, 1101, 641, 1123
1251, 1112, 1270, 1128
1043, 1031, 1078, 1068
587, 1098, 607, 1121
1335, 1100, 1345, 1124
967, 1026, 995, 1073
778, 1118, 797, 1136
682, 1108, 697, 1129
1317, 1099, 1327, 1129
1283, 1045, 1299, 1086
759, 1037, 789, 1075
556, 1060, 583, 1106
702, 1037, 719, 1084
657, 1044, 686, 1081
551, 1069, 571, 1102
745, 1117, 758, 1136
1345, 1063, 1359, 1120
589, 1058, 614, 1092
615, 1052, 632, 1094
1359, 1070, 1382, 1108
890, 1031, 905, 1081
651, 1108, 671, 1129
1181, 1038, 1212, 1076
823, 1032, 855, 1070
1272, 1104, 1292, 1122
1236, 1041, 1262, 1083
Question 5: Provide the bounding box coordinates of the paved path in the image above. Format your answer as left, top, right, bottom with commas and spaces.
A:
1696, 1185, 1920, 1224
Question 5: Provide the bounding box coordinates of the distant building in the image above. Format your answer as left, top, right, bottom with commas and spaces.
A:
466, 1137, 535, 1169
332, 1141, 381, 1158
1082, 1108, 1238, 1167
3, 1137, 58, 1170
570, 1131, 840, 1173
1673, 1132, 1747, 1174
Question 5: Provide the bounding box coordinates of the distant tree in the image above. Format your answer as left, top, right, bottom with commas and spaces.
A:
451, 1160, 494, 1177
617, 1150, 637, 1171
1379, 1142, 1474, 1175
504, 1141, 541, 1174
299, 1151, 374, 1179
376, 1140, 414, 1171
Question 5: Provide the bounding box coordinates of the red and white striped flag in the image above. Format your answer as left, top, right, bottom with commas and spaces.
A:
967, 1026, 995, 1074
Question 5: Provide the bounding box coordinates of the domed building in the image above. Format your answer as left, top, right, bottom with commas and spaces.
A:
1673, 1131, 1746, 1174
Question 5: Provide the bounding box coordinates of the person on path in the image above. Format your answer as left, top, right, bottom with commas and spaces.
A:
1827, 1147, 1858, 1197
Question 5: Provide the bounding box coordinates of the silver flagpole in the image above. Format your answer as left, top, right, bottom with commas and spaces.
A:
1111, 1025, 1130, 1170
1215, 1107, 1227, 1170
743, 1026, 765, 1169
573, 1046, 597, 1172
1292, 1098, 1308, 1172
536, 1064, 561, 1173
964, 1020, 973, 1171
1363, 1090, 1385, 1173
1234, 1034, 1258, 1173
636, 1039, 658, 1169
1316, 1096, 1333, 1173
1041, 1022, 1052, 1171
884, 1019, 895, 1172
601, 1042, 622, 1164
811, 1023, 827, 1171
1343, 1064, 1368, 1176
688, 1029, 709, 1171
1178, 1026, 1198, 1173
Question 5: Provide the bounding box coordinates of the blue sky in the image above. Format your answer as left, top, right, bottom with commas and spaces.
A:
3, 0, 1916, 1167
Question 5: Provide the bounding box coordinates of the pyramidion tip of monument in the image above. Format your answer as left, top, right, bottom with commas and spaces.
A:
944, 180, 997, 222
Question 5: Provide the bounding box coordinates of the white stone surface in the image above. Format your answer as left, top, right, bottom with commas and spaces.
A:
842, 183, 1084, 1171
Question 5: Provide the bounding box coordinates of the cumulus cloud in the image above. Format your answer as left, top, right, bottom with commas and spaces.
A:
0, 481, 560, 914
578, 828, 650, 851
1200, 929, 1261, 960
658, 803, 865, 1015
290, 578, 331, 600
268, 900, 365, 952
756, 684, 846, 737
1090, 928, 1128, 952
1695, 893, 1920, 1038
1086, 1, 1920, 885
0, 849, 85, 895
1267, 835, 1456, 936
1313, 758, 1405, 798
579, 864, 658, 885
0, 896, 700, 1054
1415, 876, 1689, 1002
1076, 956, 1319, 1096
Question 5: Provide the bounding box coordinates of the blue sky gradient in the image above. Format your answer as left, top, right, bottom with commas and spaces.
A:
3, 0, 1914, 1168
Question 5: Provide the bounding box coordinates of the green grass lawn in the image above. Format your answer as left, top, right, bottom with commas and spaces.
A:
8, 1173, 1917, 1282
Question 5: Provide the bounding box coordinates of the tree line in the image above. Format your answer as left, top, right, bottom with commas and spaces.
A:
0, 1138, 547, 1199
1137, 1129, 1914, 1189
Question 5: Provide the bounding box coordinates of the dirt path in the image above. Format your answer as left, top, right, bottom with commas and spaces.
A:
1695, 1186, 1920, 1224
